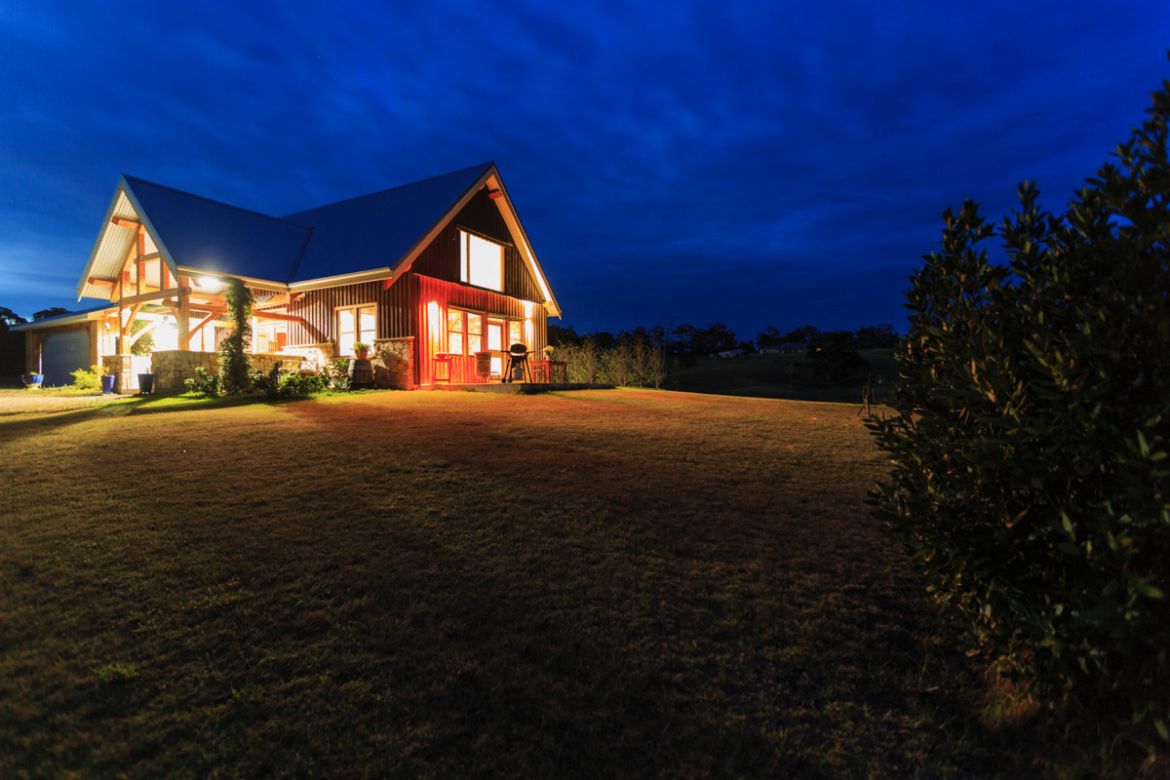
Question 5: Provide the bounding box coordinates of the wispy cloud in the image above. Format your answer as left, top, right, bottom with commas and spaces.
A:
0, 0, 1166, 336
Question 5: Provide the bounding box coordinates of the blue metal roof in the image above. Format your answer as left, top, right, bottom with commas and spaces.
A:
283, 162, 492, 282
11, 302, 116, 331
118, 163, 493, 285
122, 175, 312, 283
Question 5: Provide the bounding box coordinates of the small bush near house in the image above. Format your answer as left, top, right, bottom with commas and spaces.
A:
69, 365, 103, 393
183, 367, 220, 397
327, 358, 352, 391
869, 77, 1170, 765
278, 372, 328, 396
250, 365, 282, 398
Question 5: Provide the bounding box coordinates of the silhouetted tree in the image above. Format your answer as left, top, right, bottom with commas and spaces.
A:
856, 323, 899, 349
807, 331, 867, 382
757, 326, 783, 348
0, 306, 25, 329
33, 307, 69, 321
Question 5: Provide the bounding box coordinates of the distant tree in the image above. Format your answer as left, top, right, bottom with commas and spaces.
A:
0, 306, 26, 330
757, 326, 783, 349
807, 331, 867, 382
33, 307, 69, 321
781, 325, 819, 344
856, 323, 899, 349
547, 322, 581, 346
738, 340, 755, 353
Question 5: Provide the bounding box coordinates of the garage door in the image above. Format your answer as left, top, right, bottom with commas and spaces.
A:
41, 329, 89, 387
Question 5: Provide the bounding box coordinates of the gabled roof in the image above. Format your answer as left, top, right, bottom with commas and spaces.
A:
75, 162, 560, 315
284, 162, 493, 283
123, 175, 312, 283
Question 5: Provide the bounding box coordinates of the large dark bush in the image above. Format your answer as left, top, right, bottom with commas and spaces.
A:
870, 79, 1170, 755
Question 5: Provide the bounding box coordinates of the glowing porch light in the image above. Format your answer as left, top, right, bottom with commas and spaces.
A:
197, 276, 223, 292
427, 300, 442, 354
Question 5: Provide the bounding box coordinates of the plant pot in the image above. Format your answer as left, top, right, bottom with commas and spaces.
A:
355, 348, 370, 360
21, 373, 43, 388
100, 374, 117, 394
137, 373, 155, 395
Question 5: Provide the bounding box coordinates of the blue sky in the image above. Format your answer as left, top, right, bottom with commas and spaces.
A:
1, 1, 1167, 339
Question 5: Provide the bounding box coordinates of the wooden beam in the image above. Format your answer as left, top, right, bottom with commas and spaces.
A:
111, 216, 141, 230
252, 310, 305, 323
125, 318, 158, 348
189, 311, 218, 336
122, 303, 143, 337
177, 280, 190, 350
117, 287, 190, 307
87, 276, 117, 287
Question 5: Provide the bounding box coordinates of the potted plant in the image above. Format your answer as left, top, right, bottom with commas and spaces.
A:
353, 341, 370, 360
20, 373, 43, 389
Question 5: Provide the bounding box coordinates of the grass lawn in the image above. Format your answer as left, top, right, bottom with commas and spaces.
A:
0, 389, 1081, 777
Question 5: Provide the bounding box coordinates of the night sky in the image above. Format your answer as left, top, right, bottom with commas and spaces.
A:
1, 2, 1167, 340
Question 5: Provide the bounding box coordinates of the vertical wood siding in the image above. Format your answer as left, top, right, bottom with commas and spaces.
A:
284, 188, 550, 387
412, 273, 547, 385
412, 190, 544, 302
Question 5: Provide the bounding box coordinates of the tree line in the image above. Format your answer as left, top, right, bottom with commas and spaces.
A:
546, 321, 901, 388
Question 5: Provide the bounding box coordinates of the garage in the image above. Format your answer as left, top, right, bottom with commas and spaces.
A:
41, 328, 90, 386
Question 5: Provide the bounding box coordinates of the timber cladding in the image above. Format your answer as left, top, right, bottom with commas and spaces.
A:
286, 187, 548, 350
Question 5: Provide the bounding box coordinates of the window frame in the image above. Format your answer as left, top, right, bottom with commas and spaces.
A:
335, 302, 377, 357
459, 228, 505, 293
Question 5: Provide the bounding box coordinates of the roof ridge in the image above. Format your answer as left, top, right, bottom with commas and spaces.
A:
121, 174, 309, 229
282, 161, 493, 218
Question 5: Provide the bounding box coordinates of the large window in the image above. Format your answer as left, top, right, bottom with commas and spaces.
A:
445, 310, 488, 355
460, 230, 504, 292
338, 304, 376, 357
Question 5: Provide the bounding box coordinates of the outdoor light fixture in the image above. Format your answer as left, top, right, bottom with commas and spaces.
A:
197, 276, 224, 292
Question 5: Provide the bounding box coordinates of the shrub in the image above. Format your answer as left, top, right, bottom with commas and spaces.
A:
218, 279, 253, 394
183, 367, 220, 397
327, 357, 352, 391
70, 364, 103, 392
869, 77, 1170, 758
278, 372, 328, 396
250, 365, 282, 399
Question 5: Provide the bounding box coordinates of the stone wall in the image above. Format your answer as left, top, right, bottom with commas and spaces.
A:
278, 343, 334, 372
253, 353, 304, 376
102, 354, 152, 393
151, 350, 217, 393
374, 337, 414, 389
146, 351, 305, 392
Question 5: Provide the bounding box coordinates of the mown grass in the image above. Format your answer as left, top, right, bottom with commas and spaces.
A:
0, 389, 1088, 777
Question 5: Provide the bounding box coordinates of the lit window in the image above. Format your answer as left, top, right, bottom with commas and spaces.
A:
508, 320, 522, 348
460, 230, 503, 291
467, 313, 483, 354
447, 308, 464, 355
338, 304, 376, 356
486, 319, 504, 351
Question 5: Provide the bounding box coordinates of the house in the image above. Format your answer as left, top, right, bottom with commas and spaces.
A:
15, 163, 560, 390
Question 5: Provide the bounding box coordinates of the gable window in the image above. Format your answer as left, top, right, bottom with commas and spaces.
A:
337, 304, 376, 357
460, 230, 504, 292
